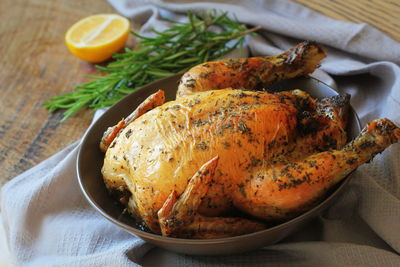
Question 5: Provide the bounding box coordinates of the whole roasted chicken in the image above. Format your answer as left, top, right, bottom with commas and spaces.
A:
101, 42, 400, 238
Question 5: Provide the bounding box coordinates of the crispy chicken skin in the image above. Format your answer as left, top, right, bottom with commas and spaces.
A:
176, 41, 326, 98
101, 42, 400, 238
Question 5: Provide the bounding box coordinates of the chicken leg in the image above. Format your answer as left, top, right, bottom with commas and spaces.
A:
158, 156, 266, 238
234, 118, 400, 221
177, 41, 326, 97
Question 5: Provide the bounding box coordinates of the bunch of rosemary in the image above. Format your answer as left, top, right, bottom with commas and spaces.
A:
44, 11, 259, 121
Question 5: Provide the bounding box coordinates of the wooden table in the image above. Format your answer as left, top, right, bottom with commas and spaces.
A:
1, 0, 399, 185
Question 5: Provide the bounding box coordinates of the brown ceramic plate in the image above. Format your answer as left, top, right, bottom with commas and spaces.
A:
77, 74, 361, 255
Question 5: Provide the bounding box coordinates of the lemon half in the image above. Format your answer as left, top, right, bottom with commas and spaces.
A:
65, 14, 130, 63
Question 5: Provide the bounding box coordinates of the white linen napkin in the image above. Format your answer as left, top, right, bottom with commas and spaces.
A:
2, 0, 400, 266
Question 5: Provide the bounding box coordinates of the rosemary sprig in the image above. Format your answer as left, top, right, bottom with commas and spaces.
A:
44, 11, 259, 121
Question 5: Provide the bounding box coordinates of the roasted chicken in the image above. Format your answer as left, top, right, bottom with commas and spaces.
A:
101, 42, 400, 238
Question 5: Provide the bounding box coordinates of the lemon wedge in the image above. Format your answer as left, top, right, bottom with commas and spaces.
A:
65, 14, 130, 63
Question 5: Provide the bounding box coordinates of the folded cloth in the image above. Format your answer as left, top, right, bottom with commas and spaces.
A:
2, 0, 400, 266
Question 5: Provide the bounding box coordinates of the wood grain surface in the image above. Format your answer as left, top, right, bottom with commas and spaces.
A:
0, 0, 399, 186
